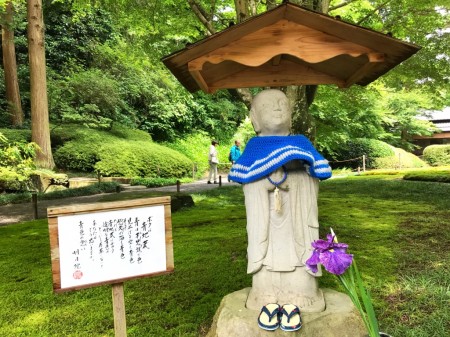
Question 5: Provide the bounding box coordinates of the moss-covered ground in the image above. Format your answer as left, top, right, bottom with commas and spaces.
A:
0, 176, 448, 336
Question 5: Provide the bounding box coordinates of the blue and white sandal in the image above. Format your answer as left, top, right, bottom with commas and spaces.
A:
280, 304, 302, 332
257, 303, 281, 331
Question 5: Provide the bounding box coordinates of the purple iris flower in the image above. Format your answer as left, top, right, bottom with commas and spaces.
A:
306, 234, 353, 275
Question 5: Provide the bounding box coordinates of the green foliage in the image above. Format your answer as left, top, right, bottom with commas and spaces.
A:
232, 116, 255, 146
53, 140, 99, 172
329, 138, 394, 169
375, 89, 437, 151
49, 69, 123, 128
0, 128, 31, 143
52, 124, 193, 178
422, 144, 450, 166
373, 146, 427, 169
312, 85, 386, 155
164, 131, 212, 178
0, 167, 25, 191
0, 132, 37, 191
43, 1, 115, 72
0, 181, 120, 206
94, 140, 193, 178
0, 191, 30, 205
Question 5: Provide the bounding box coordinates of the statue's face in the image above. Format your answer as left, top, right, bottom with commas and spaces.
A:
252, 90, 291, 135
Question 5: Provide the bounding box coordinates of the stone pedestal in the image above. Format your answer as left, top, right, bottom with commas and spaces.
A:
207, 288, 367, 337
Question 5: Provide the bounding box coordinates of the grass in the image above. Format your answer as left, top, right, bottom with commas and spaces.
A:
0, 176, 449, 336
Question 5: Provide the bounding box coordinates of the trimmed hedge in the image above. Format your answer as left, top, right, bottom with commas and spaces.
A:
330, 138, 394, 169
423, 144, 450, 166
0, 182, 120, 206
95, 141, 192, 177
403, 169, 450, 183
0, 129, 31, 143
373, 146, 427, 169
53, 124, 193, 178
330, 138, 426, 169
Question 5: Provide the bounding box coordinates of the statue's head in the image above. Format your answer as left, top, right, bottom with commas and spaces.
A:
250, 89, 291, 136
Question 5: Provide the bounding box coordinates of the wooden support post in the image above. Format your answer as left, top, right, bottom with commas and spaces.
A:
362, 155, 366, 172
176, 180, 181, 193
112, 283, 127, 337
357, 167, 361, 175
32, 192, 38, 219
219, 175, 222, 187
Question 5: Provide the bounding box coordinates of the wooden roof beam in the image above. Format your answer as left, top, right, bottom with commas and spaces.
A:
342, 53, 385, 88
188, 62, 211, 93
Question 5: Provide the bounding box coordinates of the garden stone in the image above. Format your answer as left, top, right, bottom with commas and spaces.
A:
207, 288, 367, 337
68, 177, 98, 189
30, 172, 69, 192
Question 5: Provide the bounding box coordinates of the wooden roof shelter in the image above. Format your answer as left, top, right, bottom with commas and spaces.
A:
162, 2, 420, 94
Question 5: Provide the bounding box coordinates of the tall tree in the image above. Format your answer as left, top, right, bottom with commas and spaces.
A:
1, 0, 23, 126
27, 0, 54, 168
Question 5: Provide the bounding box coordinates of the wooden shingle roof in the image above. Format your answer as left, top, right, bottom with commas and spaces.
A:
162, 2, 420, 93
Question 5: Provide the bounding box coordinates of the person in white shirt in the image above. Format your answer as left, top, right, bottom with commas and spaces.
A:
208, 140, 219, 184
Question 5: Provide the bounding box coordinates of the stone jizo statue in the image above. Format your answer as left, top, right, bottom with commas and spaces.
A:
229, 89, 332, 312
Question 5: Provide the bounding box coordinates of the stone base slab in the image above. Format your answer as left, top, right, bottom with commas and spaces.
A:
207, 288, 367, 337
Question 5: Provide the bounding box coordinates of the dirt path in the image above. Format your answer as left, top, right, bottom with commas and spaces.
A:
0, 179, 238, 226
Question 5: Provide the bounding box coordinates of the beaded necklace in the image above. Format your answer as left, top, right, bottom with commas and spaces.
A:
267, 165, 287, 213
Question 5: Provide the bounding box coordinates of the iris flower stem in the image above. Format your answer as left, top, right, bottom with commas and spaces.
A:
337, 263, 380, 337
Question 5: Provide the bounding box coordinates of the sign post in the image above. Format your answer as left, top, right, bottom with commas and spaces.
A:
112, 283, 127, 337
48, 197, 174, 336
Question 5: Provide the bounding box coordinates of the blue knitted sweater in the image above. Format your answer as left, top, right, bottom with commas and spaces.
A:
229, 135, 332, 184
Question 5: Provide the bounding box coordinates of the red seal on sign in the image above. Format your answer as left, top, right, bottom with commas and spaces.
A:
73, 270, 83, 279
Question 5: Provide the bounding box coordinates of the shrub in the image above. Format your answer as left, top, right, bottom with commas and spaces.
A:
404, 169, 450, 183
0, 133, 37, 192
0, 167, 26, 191
54, 140, 99, 172
53, 124, 192, 178
329, 138, 426, 170
373, 146, 427, 169
0, 182, 120, 206
49, 69, 124, 129
423, 144, 450, 166
330, 138, 394, 169
0, 129, 31, 143
95, 141, 192, 178
164, 132, 215, 178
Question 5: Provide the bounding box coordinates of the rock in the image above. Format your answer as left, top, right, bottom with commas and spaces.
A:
30, 172, 69, 192
207, 288, 367, 337
68, 177, 98, 189
171, 194, 194, 212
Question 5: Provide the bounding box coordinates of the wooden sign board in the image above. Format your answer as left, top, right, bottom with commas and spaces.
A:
48, 197, 174, 292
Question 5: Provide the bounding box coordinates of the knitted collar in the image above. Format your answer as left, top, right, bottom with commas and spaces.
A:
229, 135, 331, 184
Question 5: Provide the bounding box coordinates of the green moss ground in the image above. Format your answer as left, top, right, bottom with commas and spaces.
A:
0, 176, 448, 336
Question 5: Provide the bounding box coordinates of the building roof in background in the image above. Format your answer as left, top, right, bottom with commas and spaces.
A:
418, 107, 450, 132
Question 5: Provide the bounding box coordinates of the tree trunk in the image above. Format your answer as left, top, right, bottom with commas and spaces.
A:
27, 0, 55, 169
2, 1, 24, 127
234, 0, 249, 23
283, 0, 331, 142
